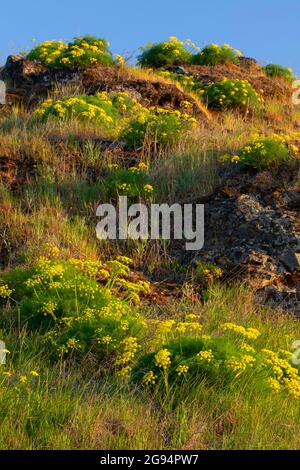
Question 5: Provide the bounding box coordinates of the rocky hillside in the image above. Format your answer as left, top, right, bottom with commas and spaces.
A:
1, 36, 300, 451
1, 49, 298, 313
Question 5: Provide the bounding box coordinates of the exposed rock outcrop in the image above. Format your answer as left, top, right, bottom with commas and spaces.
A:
0, 56, 208, 118
192, 162, 300, 314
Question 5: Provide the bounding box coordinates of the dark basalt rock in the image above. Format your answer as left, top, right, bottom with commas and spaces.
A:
190, 163, 300, 314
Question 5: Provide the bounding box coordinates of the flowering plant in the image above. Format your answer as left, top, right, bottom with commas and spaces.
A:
105, 162, 154, 201
222, 133, 299, 169
191, 43, 242, 66
137, 36, 195, 68
204, 78, 261, 110
27, 35, 114, 67
122, 107, 196, 148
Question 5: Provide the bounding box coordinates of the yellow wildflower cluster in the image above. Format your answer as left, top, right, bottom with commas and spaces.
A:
115, 336, 139, 377
116, 366, 132, 378
262, 349, 300, 397
34, 89, 196, 149
224, 132, 298, 169
155, 318, 202, 342
191, 43, 242, 67
197, 349, 214, 362
142, 370, 157, 385
205, 78, 261, 110
123, 105, 197, 147
143, 184, 154, 193
100, 335, 113, 345
226, 354, 256, 373
155, 349, 171, 369
0, 284, 13, 299
115, 54, 125, 66
43, 243, 60, 259
40, 300, 57, 318
176, 364, 189, 376
27, 36, 114, 68
221, 323, 261, 340
240, 342, 255, 353
138, 36, 193, 68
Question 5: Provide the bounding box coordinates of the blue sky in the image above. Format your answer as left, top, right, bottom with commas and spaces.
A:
1, 0, 299, 75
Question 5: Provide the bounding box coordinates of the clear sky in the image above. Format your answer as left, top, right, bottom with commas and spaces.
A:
1, 0, 299, 75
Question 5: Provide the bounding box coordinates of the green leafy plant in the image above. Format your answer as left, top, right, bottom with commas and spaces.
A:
27, 35, 114, 67
33, 92, 144, 136
264, 64, 294, 83
0, 247, 150, 368
33, 92, 196, 147
203, 78, 261, 110
137, 36, 193, 68
191, 43, 242, 66
222, 133, 299, 169
122, 107, 196, 148
133, 321, 300, 400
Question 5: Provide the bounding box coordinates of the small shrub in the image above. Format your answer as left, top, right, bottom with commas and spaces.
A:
203, 78, 261, 110
133, 321, 300, 400
33, 92, 144, 136
264, 64, 294, 83
191, 43, 242, 66
34, 92, 196, 147
27, 35, 114, 67
0, 247, 150, 367
138, 36, 193, 68
222, 133, 299, 169
26, 40, 67, 66
122, 108, 196, 148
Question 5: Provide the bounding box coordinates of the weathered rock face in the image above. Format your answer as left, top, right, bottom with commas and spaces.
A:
192, 163, 300, 314
0, 56, 207, 118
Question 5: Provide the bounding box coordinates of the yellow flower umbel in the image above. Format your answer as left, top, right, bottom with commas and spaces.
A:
226, 354, 256, 373
176, 364, 189, 377
115, 54, 125, 66
0, 284, 13, 299
197, 349, 214, 363
142, 370, 157, 386
221, 322, 260, 341
267, 377, 281, 393
155, 349, 171, 369
143, 184, 154, 193
30, 371, 39, 377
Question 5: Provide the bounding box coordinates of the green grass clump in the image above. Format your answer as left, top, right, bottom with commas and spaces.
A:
264, 64, 294, 83
204, 78, 261, 110
137, 36, 193, 68
26, 35, 114, 67
191, 43, 242, 66
223, 133, 299, 169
